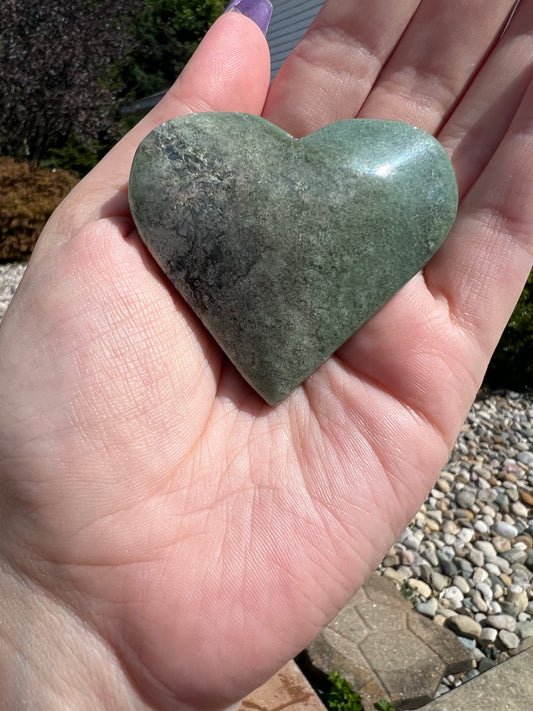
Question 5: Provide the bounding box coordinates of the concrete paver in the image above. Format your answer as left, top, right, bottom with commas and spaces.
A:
305, 573, 472, 709
238, 572, 528, 711
418, 646, 533, 710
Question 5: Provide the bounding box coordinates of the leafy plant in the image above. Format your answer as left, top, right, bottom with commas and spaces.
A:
399, 580, 423, 607
41, 134, 106, 176
0, 0, 226, 170
485, 270, 533, 391
374, 702, 396, 711
327, 672, 364, 711
327, 672, 396, 711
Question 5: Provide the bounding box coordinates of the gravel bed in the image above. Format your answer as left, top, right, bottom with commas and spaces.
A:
0, 261, 27, 321
380, 389, 533, 694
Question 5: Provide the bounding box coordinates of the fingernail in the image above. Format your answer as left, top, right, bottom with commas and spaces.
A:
224, 0, 273, 36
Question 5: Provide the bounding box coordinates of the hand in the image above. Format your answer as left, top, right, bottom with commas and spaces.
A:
1, 2, 532, 709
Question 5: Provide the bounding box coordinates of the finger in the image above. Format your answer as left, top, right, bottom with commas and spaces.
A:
357, 0, 517, 133
440, 0, 533, 199
48, 13, 270, 240
263, 0, 422, 136
426, 74, 533, 363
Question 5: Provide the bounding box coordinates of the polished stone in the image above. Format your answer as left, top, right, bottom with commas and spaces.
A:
129, 112, 458, 404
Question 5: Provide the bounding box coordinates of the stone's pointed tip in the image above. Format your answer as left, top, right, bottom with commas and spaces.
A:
223, 0, 273, 35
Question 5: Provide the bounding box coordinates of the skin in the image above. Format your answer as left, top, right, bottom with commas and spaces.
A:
0, 1, 532, 709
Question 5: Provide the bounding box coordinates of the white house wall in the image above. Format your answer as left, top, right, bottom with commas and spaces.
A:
267, 0, 324, 80
122, 1, 326, 113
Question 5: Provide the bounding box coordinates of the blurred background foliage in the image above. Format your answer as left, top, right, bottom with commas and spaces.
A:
0, 0, 138, 165
0, 0, 224, 171
484, 271, 533, 392
0, 0, 531, 390
122, 0, 225, 101
0, 0, 224, 249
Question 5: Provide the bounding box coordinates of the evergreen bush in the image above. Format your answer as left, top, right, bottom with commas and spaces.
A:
485, 270, 533, 391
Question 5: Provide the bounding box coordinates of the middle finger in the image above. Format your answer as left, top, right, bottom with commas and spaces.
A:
263, 0, 422, 136
358, 0, 518, 133
264, 0, 517, 137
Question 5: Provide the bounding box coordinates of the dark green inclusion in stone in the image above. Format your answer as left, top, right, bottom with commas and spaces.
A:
129, 112, 458, 405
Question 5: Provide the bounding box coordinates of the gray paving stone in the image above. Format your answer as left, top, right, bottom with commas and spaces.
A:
418, 647, 533, 710
305, 573, 472, 710
359, 628, 444, 709
407, 613, 472, 676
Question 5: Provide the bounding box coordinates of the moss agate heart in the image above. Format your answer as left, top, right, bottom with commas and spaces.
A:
129, 113, 458, 405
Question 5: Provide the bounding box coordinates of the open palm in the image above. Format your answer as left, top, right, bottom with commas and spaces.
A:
1, 2, 532, 710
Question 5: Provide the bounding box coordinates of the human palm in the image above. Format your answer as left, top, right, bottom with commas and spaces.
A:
1, 2, 532, 710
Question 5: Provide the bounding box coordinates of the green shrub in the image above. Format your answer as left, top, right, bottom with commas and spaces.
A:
121, 0, 225, 101
327, 671, 396, 711
0, 158, 78, 259
327, 672, 365, 711
41, 134, 106, 176
485, 270, 533, 391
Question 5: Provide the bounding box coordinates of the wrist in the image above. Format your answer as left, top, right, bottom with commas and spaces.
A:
0, 559, 143, 711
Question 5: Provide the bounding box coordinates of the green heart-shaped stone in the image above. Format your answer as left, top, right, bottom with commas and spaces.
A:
129, 113, 457, 404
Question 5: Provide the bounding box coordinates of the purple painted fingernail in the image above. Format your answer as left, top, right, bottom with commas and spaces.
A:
224, 0, 273, 35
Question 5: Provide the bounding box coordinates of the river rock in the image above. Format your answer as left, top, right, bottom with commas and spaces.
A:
492, 521, 519, 538
416, 597, 439, 618
502, 585, 529, 616
486, 614, 517, 632
498, 630, 520, 650
408, 579, 432, 598
445, 615, 482, 639
517, 621, 533, 639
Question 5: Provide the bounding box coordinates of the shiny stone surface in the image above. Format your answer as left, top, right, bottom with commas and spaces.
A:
129, 112, 457, 404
